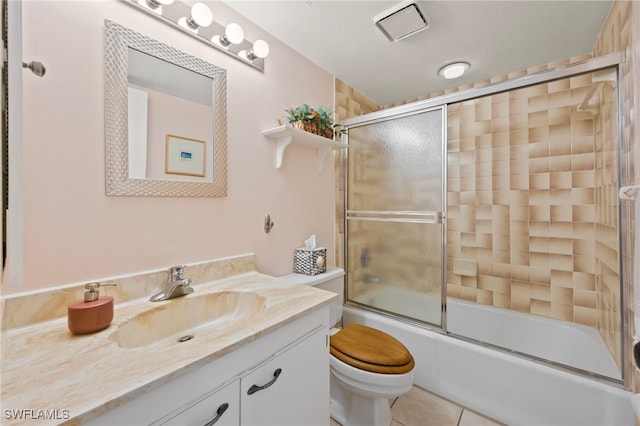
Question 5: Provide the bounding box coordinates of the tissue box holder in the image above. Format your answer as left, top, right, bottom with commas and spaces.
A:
293, 247, 327, 276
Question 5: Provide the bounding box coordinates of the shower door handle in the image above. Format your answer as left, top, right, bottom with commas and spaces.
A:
346, 210, 445, 224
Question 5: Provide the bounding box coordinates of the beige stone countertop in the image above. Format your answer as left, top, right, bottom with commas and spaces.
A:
0, 271, 336, 425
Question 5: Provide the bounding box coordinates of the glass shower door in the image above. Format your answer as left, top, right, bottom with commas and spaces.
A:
345, 107, 445, 327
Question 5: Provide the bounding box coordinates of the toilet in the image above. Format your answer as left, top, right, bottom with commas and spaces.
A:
281, 267, 414, 426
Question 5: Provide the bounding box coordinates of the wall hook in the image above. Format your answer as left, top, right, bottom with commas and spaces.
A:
264, 214, 274, 233
22, 61, 46, 77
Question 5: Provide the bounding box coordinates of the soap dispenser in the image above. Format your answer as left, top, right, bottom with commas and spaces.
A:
68, 282, 117, 335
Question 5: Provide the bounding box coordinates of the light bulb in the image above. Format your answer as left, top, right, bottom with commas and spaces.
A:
183, 2, 212, 30
248, 40, 270, 60
216, 23, 245, 47
191, 3, 213, 27
225, 23, 244, 45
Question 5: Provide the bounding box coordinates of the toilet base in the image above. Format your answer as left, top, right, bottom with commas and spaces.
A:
329, 372, 349, 425
330, 392, 393, 426
330, 369, 398, 426
351, 394, 392, 426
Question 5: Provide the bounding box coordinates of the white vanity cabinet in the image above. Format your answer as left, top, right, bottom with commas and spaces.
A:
240, 327, 328, 425
158, 326, 328, 426
86, 306, 330, 426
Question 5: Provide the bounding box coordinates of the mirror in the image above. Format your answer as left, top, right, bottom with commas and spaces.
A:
105, 20, 227, 197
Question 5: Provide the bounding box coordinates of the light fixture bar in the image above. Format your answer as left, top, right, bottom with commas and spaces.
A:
122, 0, 267, 71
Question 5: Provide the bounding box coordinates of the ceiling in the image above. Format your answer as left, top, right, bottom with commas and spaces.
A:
223, 0, 613, 106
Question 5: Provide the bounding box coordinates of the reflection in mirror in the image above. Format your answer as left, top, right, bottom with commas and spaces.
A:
127, 48, 214, 182
105, 20, 227, 197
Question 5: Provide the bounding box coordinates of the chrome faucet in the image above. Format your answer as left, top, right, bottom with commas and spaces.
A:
149, 265, 194, 302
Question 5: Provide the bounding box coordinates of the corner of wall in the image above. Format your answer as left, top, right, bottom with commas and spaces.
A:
333, 79, 381, 269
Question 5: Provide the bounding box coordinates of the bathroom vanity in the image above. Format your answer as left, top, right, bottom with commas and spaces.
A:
90, 308, 329, 425
0, 255, 336, 425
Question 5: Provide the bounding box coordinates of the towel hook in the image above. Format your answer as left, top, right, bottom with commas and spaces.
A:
22, 61, 46, 77
264, 214, 274, 233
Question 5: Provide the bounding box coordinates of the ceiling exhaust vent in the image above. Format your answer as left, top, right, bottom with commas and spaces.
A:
374, 1, 429, 42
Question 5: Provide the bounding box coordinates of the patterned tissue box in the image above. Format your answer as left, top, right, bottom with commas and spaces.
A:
293, 247, 327, 276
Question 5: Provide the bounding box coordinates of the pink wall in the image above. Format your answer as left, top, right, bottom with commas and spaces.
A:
12, 0, 335, 294
143, 87, 213, 182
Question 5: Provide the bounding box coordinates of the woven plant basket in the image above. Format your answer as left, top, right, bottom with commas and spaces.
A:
292, 121, 334, 139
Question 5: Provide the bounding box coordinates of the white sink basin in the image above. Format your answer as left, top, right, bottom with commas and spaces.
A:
109, 291, 267, 348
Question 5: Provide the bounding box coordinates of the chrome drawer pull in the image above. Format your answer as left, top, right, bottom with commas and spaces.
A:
247, 368, 282, 395
202, 402, 229, 426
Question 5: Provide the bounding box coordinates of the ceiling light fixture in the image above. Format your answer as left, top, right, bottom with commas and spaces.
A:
374, 1, 429, 42
438, 62, 470, 79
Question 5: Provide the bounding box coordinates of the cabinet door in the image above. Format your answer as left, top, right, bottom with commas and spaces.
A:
160, 379, 240, 426
240, 328, 329, 426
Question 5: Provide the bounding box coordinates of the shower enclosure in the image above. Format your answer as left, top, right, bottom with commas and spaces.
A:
343, 53, 627, 384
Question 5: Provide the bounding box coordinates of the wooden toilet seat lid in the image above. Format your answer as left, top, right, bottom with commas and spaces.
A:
330, 324, 415, 374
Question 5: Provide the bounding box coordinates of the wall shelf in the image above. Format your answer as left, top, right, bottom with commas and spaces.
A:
262, 125, 347, 174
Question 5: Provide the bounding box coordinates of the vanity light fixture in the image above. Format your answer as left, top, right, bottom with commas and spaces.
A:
123, 0, 269, 71
138, 0, 174, 14
438, 62, 470, 79
178, 2, 213, 32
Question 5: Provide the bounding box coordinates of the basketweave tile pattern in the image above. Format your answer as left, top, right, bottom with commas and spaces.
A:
446, 72, 620, 358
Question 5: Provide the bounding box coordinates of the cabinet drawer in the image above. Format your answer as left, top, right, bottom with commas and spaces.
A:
160, 379, 240, 426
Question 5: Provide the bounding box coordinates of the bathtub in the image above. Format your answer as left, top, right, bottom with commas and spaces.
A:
447, 298, 621, 379
343, 297, 634, 425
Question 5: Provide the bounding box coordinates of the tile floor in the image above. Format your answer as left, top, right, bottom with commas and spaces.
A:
330, 385, 503, 426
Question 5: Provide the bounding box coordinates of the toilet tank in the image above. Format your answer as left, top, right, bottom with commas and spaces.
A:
279, 267, 345, 326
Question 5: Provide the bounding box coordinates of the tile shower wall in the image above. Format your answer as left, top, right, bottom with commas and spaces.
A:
445, 71, 621, 368
594, 75, 622, 366
334, 78, 381, 269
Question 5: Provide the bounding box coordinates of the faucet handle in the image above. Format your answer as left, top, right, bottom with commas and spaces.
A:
169, 265, 187, 279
